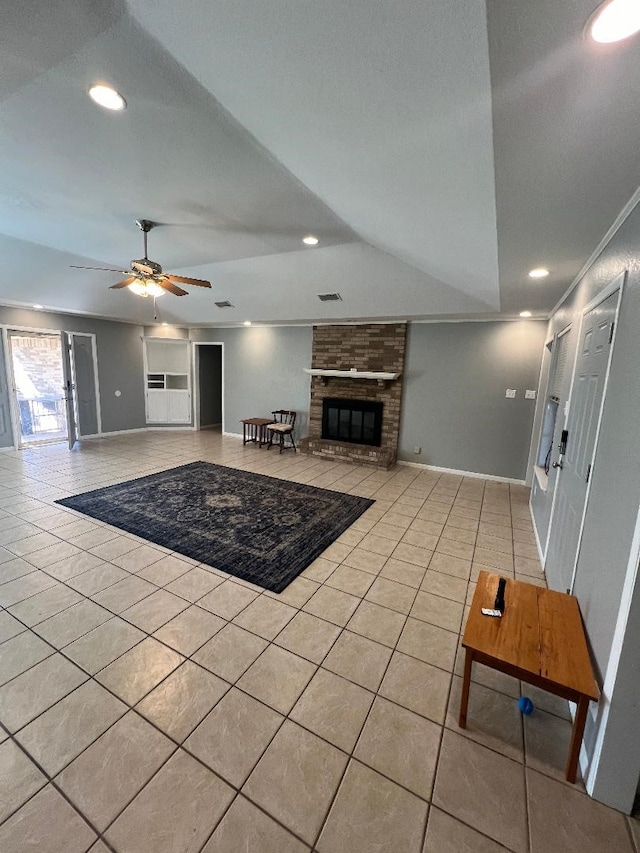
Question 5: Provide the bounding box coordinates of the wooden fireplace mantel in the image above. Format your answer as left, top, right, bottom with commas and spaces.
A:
303, 368, 401, 388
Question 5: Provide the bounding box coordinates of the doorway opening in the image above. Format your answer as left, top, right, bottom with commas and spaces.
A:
193, 343, 223, 432
7, 332, 68, 446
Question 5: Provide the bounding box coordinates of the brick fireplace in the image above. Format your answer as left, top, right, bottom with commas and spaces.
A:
298, 323, 406, 469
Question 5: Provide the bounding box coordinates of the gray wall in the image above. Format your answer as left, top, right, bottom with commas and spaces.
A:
189, 326, 313, 436
0, 307, 147, 440
399, 321, 546, 480
527, 200, 640, 811
197, 345, 222, 427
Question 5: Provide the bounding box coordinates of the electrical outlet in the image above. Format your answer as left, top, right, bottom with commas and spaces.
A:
413, 446, 421, 454
505, 389, 516, 398
525, 389, 536, 400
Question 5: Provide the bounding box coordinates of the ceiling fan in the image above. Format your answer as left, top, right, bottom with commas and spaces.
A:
71, 219, 212, 297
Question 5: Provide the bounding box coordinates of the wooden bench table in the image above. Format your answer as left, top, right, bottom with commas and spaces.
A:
459, 570, 599, 783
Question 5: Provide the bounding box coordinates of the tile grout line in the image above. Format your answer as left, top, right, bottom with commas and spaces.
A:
0, 435, 567, 853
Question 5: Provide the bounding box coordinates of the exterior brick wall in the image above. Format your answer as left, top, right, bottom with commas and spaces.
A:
299, 323, 406, 468
11, 336, 64, 398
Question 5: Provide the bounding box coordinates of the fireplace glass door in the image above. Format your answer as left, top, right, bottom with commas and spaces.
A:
322, 398, 383, 446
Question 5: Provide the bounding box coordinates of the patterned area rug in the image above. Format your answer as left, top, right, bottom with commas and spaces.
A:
56, 462, 374, 593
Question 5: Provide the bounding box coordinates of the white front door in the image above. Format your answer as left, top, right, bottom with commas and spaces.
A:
545, 289, 619, 592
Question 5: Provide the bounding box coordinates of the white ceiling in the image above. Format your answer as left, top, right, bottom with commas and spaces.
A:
0, 0, 638, 327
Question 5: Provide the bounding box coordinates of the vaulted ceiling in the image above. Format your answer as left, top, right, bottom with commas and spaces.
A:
0, 1, 638, 326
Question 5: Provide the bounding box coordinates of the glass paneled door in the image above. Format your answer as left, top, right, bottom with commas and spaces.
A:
7, 331, 70, 446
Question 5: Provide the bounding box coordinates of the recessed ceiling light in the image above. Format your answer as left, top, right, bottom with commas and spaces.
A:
243, 320, 252, 326
88, 84, 126, 111
528, 268, 549, 279
161, 322, 168, 326
33, 304, 43, 309
589, 0, 640, 44
520, 310, 532, 318
302, 235, 319, 246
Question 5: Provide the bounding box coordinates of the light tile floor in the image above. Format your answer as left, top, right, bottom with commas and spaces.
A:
0, 430, 637, 852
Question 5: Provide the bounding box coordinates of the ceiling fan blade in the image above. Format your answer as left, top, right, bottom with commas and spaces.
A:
70, 265, 129, 272
132, 261, 154, 275
160, 281, 188, 297
165, 274, 212, 288
109, 277, 137, 289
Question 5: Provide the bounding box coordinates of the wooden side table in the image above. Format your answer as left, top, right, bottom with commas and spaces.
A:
241, 417, 274, 447
459, 571, 599, 783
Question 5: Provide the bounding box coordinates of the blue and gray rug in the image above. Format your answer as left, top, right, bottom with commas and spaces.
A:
56, 461, 374, 592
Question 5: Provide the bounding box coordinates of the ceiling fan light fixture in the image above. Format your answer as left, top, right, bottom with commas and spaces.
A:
589, 0, 640, 43
88, 84, 126, 111
128, 280, 164, 298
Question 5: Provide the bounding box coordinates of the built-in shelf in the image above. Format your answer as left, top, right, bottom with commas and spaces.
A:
304, 368, 401, 388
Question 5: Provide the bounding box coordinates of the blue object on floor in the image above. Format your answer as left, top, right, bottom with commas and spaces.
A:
518, 696, 534, 715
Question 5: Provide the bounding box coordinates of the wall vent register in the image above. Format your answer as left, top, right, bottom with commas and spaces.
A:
322, 398, 383, 447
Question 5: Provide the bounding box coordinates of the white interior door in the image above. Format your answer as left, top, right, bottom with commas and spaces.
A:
71, 334, 100, 436
61, 332, 78, 450
545, 289, 619, 592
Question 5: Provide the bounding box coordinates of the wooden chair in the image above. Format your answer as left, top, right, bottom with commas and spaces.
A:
266, 410, 297, 453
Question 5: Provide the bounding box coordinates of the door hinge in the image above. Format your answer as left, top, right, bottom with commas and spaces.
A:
609, 322, 615, 344
586, 463, 592, 484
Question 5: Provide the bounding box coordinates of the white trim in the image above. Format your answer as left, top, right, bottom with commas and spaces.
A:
0, 446, 15, 452
581, 270, 627, 316
525, 330, 551, 487
543, 323, 577, 563
567, 274, 625, 593
411, 316, 548, 325
191, 341, 225, 434
222, 431, 244, 439
550, 186, 640, 317
98, 427, 149, 436
146, 426, 194, 432
530, 501, 546, 566
585, 504, 640, 798
533, 465, 548, 492
0, 322, 97, 337
397, 459, 525, 485
0, 327, 18, 450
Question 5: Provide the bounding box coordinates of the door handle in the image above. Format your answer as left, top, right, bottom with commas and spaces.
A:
552, 459, 563, 470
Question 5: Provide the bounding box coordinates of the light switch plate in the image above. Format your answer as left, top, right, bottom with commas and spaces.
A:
525, 390, 536, 399
505, 389, 516, 398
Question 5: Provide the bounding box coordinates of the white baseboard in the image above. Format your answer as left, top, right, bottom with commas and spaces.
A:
0, 445, 15, 452
397, 459, 525, 485
146, 426, 194, 431
530, 503, 546, 566
222, 431, 244, 439
97, 427, 149, 437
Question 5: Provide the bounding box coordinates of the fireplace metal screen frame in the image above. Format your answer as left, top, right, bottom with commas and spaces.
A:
321, 397, 384, 447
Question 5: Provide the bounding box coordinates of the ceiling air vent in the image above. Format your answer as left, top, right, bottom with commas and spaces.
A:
215, 300, 234, 308
318, 292, 342, 302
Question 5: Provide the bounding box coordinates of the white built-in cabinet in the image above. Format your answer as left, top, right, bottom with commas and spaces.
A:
143, 339, 191, 424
